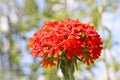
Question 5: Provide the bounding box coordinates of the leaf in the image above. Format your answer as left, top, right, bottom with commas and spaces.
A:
74, 59, 78, 70
24, 0, 38, 15
104, 27, 112, 49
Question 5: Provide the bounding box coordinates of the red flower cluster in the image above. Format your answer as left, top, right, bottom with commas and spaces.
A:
28, 18, 103, 68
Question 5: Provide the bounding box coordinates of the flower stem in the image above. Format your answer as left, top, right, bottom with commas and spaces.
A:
60, 59, 75, 80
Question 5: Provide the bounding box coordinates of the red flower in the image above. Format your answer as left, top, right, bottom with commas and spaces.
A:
28, 18, 103, 68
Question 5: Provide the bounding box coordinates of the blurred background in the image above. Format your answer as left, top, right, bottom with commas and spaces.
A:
0, 0, 120, 80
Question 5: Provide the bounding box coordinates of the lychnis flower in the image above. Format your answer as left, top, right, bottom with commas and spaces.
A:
28, 18, 103, 68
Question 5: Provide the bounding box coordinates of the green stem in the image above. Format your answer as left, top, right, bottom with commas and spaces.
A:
60, 59, 75, 80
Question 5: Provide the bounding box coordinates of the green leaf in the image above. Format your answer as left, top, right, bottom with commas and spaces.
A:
24, 0, 38, 15
74, 59, 78, 70
104, 27, 112, 49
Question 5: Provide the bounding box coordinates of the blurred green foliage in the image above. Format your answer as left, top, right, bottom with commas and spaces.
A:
0, 0, 120, 80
